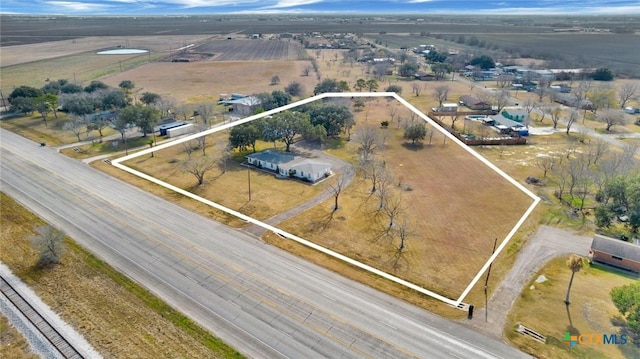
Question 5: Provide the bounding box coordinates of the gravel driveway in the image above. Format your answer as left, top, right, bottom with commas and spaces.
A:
463, 225, 593, 338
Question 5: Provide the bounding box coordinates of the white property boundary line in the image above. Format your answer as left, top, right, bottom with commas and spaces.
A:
112, 92, 540, 308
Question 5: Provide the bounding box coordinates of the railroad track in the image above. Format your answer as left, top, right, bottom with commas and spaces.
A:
0, 275, 85, 359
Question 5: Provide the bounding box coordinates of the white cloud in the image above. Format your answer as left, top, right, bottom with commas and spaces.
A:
160, 0, 261, 8
45, 1, 112, 12
263, 0, 325, 8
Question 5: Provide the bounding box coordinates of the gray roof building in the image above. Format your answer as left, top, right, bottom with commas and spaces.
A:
590, 234, 640, 273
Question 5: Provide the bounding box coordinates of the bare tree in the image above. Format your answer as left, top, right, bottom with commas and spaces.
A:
450, 113, 461, 131
411, 83, 424, 97
523, 97, 536, 117
153, 97, 176, 118
586, 139, 609, 166
536, 154, 555, 178
492, 89, 511, 113
374, 170, 394, 211
549, 106, 562, 129
196, 102, 215, 125
619, 143, 640, 175
617, 83, 638, 108
381, 190, 404, 232
194, 123, 210, 155
432, 84, 450, 110
63, 116, 86, 142
30, 225, 66, 268
552, 159, 570, 200
182, 129, 199, 159
353, 124, 383, 163
566, 154, 588, 198
182, 155, 217, 185
302, 65, 312, 76
395, 217, 412, 252
565, 109, 580, 135
534, 78, 548, 101
387, 106, 399, 124
598, 109, 627, 131
174, 103, 193, 122
390, 217, 413, 271
575, 166, 593, 212
597, 152, 624, 189
496, 74, 512, 89
216, 142, 231, 174
535, 103, 549, 124
328, 170, 351, 212
363, 160, 388, 193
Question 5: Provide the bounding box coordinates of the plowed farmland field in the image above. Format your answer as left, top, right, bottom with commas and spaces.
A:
193, 39, 302, 61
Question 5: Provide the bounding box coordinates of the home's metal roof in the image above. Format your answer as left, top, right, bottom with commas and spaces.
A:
592, 234, 640, 262
246, 149, 296, 165
247, 150, 331, 175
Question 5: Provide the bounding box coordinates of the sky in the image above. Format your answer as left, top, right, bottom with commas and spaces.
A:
1, 0, 640, 15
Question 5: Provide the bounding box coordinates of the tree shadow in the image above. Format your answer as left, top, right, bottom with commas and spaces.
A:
610, 316, 640, 356
565, 303, 580, 336
316, 208, 337, 232
387, 247, 409, 272
400, 142, 425, 151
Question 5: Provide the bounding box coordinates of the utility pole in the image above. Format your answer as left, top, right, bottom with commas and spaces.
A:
247, 167, 252, 201
484, 237, 498, 322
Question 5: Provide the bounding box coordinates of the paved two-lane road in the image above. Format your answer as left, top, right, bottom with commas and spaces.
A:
0, 128, 531, 358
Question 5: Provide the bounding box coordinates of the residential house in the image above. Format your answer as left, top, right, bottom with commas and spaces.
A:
488, 114, 528, 136
225, 96, 261, 116
459, 95, 492, 111
414, 71, 435, 81
246, 149, 332, 183
553, 92, 592, 110
589, 234, 640, 273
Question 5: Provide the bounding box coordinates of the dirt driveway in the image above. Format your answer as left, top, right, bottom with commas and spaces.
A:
464, 225, 593, 338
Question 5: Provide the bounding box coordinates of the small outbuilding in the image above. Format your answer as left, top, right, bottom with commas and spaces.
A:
589, 234, 640, 273
158, 121, 187, 136
225, 96, 261, 116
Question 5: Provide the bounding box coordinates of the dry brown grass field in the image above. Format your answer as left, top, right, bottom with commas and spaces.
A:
120, 92, 534, 302
0, 315, 38, 359
100, 59, 319, 103
0, 193, 240, 358
97, 45, 538, 307
124, 132, 329, 222
0, 112, 119, 146
3, 32, 639, 359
